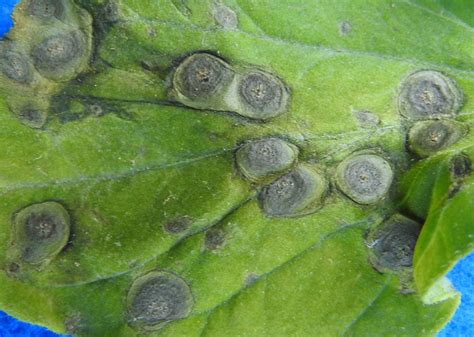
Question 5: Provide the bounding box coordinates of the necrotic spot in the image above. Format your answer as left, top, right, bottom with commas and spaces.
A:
17, 108, 48, 129
204, 228, 225, 250
369, 215, 422, 270
259, 165, 327, 217
7, 262, 20, 275
12, 201, 70, 265
25, 213, 57, 240
408, 120, 467, 158
235, 137, 298, 182
101, 0, 121, 23
164, 217, 192, 234
127, 271, 193, 330
336, 153, 393, 205
32, 31, 84, 73
89, 104, 104, 116
0, 52, 32, 84
339, 21, 352, 36
353, 110, 380, 128
174, 53, 233, 100
238, 71, 288, 119
398, 70, 463, 119
64, 315, 85, 334
213, 3, 238, 30
450, 153, 472, 179
245, 273, 259, 286
28, 0, 64, 19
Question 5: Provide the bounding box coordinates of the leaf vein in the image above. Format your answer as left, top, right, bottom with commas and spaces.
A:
0, 149, 233, 195
341, 277, 392, 337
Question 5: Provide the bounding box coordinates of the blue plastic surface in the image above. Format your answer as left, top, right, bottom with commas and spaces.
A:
0, 0, 16, 37
0, 311, 65, 337
438, 254, 474, 337
0, 1, 472, 337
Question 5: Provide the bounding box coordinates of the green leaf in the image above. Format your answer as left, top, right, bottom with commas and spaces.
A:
401, 146, 474, 303
0, 0, 473, 336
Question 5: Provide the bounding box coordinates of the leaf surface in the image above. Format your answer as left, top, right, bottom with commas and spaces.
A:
0, 0, 473, 336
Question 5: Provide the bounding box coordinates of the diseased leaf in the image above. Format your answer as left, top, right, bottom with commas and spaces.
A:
0, 0, 473, 336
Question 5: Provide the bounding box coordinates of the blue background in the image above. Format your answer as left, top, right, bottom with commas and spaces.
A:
0, 1, 472, 336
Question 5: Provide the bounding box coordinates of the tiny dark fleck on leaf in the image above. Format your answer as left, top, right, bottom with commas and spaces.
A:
204, 228, 226, 250
164, 217, 192, 234
89, 103, 104, 116
213, 3, 238, 30
339, 21, 352, 36
353, 110, 380, 128
450, 153, 472, 180
7, 262, 20, 274
245, 273, 259, 286
65, 315, 85, 334
448, 153, 472, 197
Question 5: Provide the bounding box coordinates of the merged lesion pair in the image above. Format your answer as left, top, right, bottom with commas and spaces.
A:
171, 52, 290, 121
400, 70, 467, 158
0, 0, 92, 128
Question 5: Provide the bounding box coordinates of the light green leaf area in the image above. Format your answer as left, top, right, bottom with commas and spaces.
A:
0, 0, 472, 336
